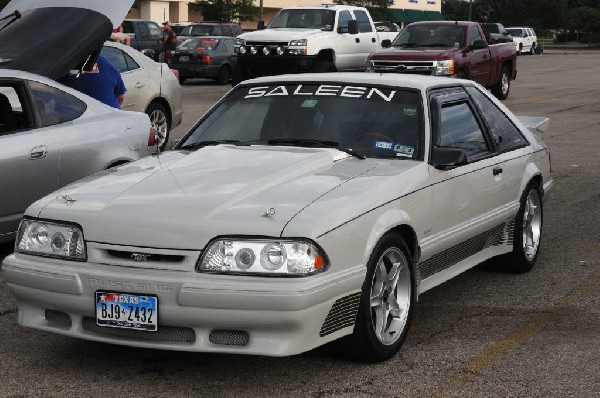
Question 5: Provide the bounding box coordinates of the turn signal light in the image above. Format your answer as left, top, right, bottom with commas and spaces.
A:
201, 54, 212, 63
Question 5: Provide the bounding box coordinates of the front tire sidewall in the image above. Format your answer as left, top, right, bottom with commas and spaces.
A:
145, 102, 170, 151
352, 234, 415, 362
493, 67, 510, 100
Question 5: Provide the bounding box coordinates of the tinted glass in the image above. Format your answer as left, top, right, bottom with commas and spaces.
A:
0, 86, 28, 133
181, 84, 423, 160
337, 11, 352, 32
439, 102, 490, 161
469, 25, 483, 45
353, 10, 372, 33
269, 9, 335, 31
184, 25, 214, 36
221, 25, 232, 36
466, 86, 528, 152
101, 46, 128, 73
122, 21, 134, 34
178, 38, 220, 51
506, 28, 523, 37
393, 25, 465, 47
29, 81, 86, 127
232, 25, 243, 36
148, 23, 164, 40
137, 22, 150, 40
212, 26, 223, 35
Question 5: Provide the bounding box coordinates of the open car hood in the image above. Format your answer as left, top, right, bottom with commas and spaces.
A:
0, 0, 134, 79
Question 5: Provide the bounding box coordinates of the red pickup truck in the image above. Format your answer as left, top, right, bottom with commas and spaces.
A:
365, 21, 517, 99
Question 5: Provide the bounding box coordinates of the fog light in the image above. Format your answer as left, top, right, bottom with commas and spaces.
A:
250, 46, 257, 55
276, 46, 284, 55
239, 46, 246, 54
262, 46, 270, 55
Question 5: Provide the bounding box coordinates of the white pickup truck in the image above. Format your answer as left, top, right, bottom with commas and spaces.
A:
232, 5, 396, 85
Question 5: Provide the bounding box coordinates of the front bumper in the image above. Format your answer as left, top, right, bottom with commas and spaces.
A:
236, 55, 316, 77
2, 252, 365, 356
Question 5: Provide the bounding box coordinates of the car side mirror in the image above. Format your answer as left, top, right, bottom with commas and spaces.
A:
470, 40, 488, 50
431, 146, 468, 170
257, 20, 265, 30
348, 20, 359, 35
381, 39, 392, 48
141, 49, 156, 59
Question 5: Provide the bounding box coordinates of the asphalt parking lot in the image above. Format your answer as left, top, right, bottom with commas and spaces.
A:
1, 53, 599, 397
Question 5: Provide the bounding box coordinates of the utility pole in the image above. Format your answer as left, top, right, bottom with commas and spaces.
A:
260, 0, 263, 21
468, 0, 473, 21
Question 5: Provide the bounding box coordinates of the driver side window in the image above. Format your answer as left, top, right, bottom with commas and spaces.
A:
337, 11, 352, 33
439, 101, 491, 162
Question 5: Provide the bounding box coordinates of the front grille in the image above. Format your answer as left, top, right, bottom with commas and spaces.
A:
82, 318, 196, 343
319, 292, 361, 337
106, 250, 184, 263
371, 60, 435, 75
246, 41, 288, 47
209, 330, 249, 346
45, 309, 72, 329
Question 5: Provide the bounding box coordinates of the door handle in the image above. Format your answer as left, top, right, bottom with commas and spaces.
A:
493, 167, 503, 176
372, 37, 376, 43
135, 82, 145, 88
355, 38, 360, 43
29, 145, 48, 160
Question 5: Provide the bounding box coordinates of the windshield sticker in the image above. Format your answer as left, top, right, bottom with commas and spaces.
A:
244, 85, 396, 102
375, 141, 393, 150
394, 144, 415, 158
301, 99, 318, 108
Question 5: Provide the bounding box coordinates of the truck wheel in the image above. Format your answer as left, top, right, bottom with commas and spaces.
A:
492, 66, 510, 100
310, 62, 336, 73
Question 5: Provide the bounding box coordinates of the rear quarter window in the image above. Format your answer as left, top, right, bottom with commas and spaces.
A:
28, 81, 87, 127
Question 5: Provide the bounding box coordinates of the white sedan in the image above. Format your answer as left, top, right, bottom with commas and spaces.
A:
100, 41, 183, 151
2, 73, 553, 362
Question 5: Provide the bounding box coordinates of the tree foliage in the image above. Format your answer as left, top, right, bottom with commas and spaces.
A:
189, 0, 258, 22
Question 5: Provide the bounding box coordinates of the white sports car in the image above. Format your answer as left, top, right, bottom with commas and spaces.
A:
2, 72, 553, 362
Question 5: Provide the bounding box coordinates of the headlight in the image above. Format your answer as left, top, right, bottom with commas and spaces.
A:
289, 39, 307, 46
15, 218, 86, 261
235, 38, 246, 46
365, 58, 374, 72
434, 60, 455, 76
197, 238, 328, 276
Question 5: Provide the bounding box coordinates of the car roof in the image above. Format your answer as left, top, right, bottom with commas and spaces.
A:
238, 72, 464, 92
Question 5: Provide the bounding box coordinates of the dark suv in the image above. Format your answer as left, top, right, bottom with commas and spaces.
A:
122, 19, 164, 60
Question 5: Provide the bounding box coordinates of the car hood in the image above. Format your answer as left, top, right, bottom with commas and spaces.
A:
239, 28, 325, 42
370, 46, 460, 61
0, 0, 134, 79
29, 146, 376, 249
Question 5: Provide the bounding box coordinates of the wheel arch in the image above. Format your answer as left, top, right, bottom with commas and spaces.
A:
146, 96, 172, 126
315, 49, 335, 63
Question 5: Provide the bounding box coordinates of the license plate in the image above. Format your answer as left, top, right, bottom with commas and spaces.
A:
95, 291, 158, 332
179, 55, 189, 62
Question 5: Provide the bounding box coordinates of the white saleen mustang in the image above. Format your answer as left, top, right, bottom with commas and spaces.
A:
2, 73, 553, 362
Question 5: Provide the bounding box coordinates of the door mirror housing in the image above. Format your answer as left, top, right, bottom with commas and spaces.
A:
431, 146, 468, 170
381, 39, 392, 48
470, 40, 488, 50
348, 20, 359, 35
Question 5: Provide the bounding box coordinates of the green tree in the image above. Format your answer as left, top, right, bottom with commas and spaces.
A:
570, 6, 600, 45
189, 0, 258, 22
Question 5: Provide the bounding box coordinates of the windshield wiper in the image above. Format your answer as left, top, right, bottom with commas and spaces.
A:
267, 139, 365, 160
0, 10, 21, 35
179, 140, 243, 150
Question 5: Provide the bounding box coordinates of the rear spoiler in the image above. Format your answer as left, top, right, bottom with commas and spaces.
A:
517, 116, 549, 134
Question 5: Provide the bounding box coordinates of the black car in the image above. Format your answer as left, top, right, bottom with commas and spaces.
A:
169, 36, 236, 84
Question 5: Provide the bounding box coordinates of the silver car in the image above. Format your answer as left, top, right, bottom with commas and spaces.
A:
0, 0, 152, 242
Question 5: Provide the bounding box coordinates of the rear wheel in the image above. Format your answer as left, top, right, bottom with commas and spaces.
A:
216, 66, 231, 85
145, 101, 170, 151
334, 233, 414, 362
492, 66, 511, 100
530, 43, 536, 55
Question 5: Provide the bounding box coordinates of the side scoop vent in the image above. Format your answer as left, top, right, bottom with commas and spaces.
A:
319, 292, 361, 337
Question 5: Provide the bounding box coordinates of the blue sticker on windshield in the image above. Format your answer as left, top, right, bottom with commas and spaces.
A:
375, 141, 393, 150
394, 144, 414, 158
312, 110, 324, 127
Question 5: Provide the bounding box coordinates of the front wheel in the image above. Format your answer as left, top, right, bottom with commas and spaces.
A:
335, 233, 414, 362
492, 66, 511, 100
145, 101, 170, 151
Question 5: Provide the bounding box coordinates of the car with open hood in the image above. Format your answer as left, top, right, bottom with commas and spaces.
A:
2, 72, 553, 362
0, 0, 155, 243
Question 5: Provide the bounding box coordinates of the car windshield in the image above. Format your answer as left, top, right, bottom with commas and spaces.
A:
181, 24, 214, 36
179, 84, 423, 160
392, 25, 465, 48
177, 38, 220, 50
506, 29, 523, 37
268, 9, 335, 31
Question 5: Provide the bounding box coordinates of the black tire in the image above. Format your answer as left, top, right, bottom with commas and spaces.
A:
457, 69, 468, 79
145, 101, 170, 152
333, 233, 415, 362
216, 66, 231, 85
492, 66, 511, 100
518, 43, 523, 55
500, 181, 544, 273
530, 43, 536, 55
309, 61, 337, 73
